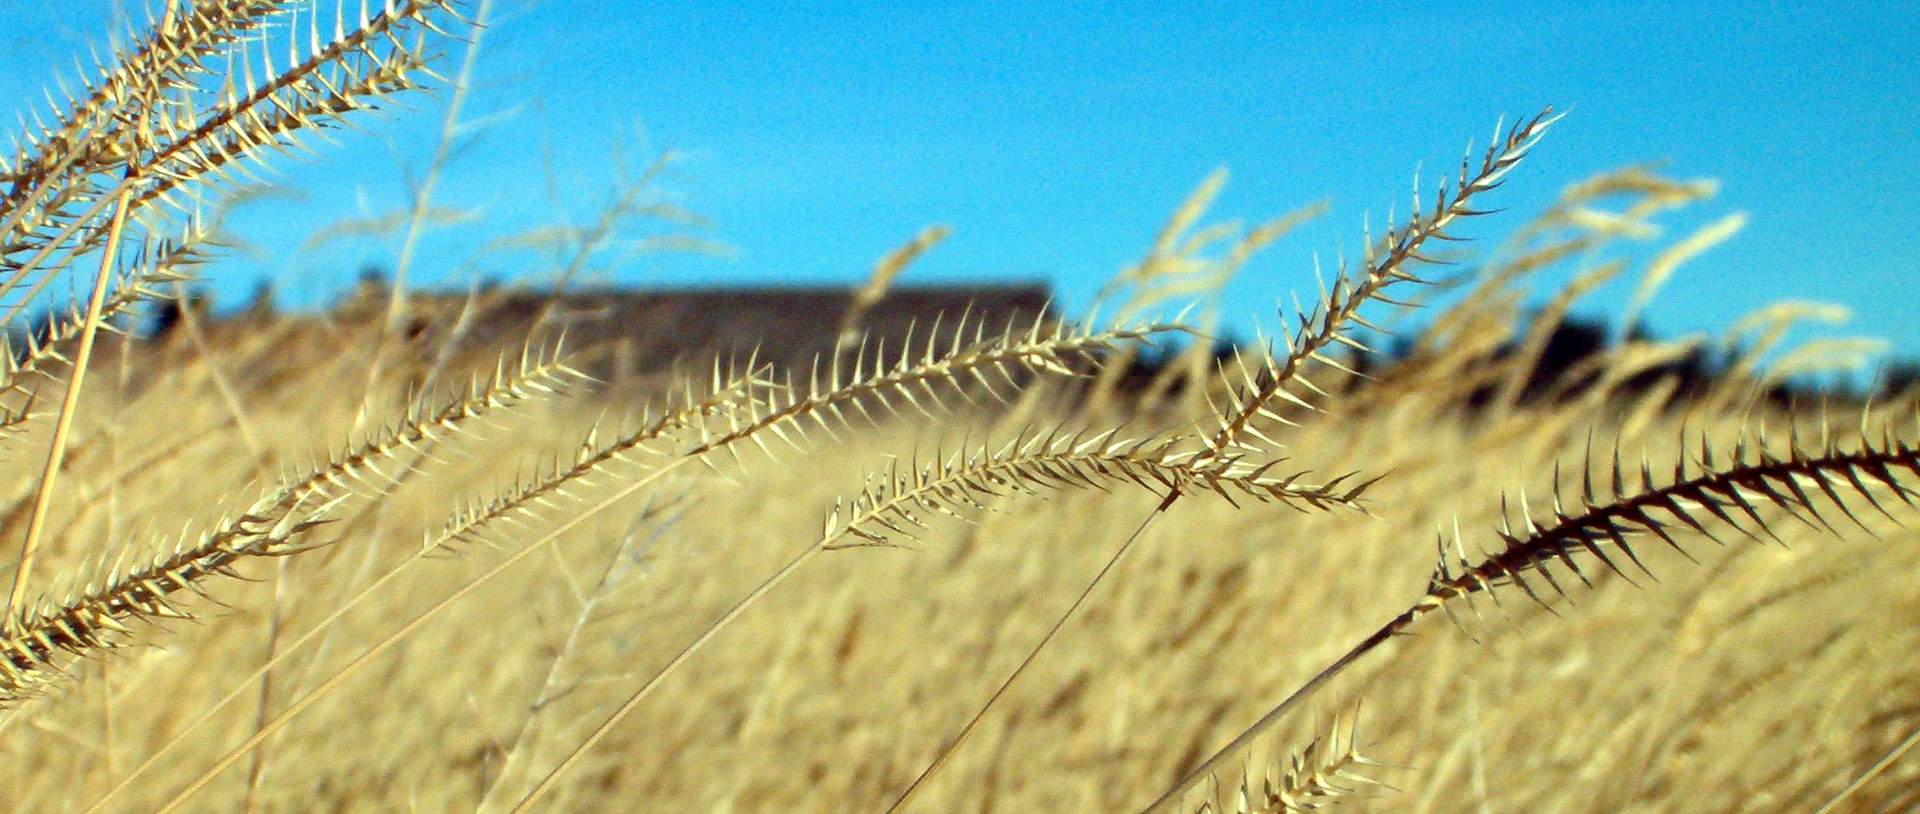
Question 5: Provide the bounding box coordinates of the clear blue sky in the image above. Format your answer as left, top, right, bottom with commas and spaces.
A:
3, 2, 1916, 366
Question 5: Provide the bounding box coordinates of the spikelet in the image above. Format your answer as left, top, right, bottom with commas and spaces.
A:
1204, 110, 1560, 458
712, 313, 1177, 458
433, 352, 778, 552
0, 221, 207, 410
1193, 711, 1386, 814
436, 315, 1181, 551
1424, 416, 1920, 621
822, 426, 1373, 549
2, 2, 296, 191
1, 0, 458, 329
124, 0, 458, 215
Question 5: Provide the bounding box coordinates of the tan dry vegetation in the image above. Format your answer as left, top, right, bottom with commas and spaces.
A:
1, 3, 1917, 813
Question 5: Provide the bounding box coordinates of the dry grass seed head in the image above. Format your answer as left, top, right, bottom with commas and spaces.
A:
0, 338, 583, 705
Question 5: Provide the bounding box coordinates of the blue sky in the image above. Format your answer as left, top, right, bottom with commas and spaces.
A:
3, 2, 1916, 367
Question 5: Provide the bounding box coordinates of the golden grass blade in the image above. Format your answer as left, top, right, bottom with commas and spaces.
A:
885, 495, 1169, 814
1618, 212, 1747, 339
1812, 722, 1920, 814
352, 0, 495, 439
836, 225, 952, 353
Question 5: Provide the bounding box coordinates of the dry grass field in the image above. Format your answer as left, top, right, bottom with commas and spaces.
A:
2, 4, 1916, 813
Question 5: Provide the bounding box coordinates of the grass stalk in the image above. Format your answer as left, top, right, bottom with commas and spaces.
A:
4, 185, 134, 620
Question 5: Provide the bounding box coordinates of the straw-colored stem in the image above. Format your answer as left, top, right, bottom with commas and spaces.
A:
4, 185, 134, 620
